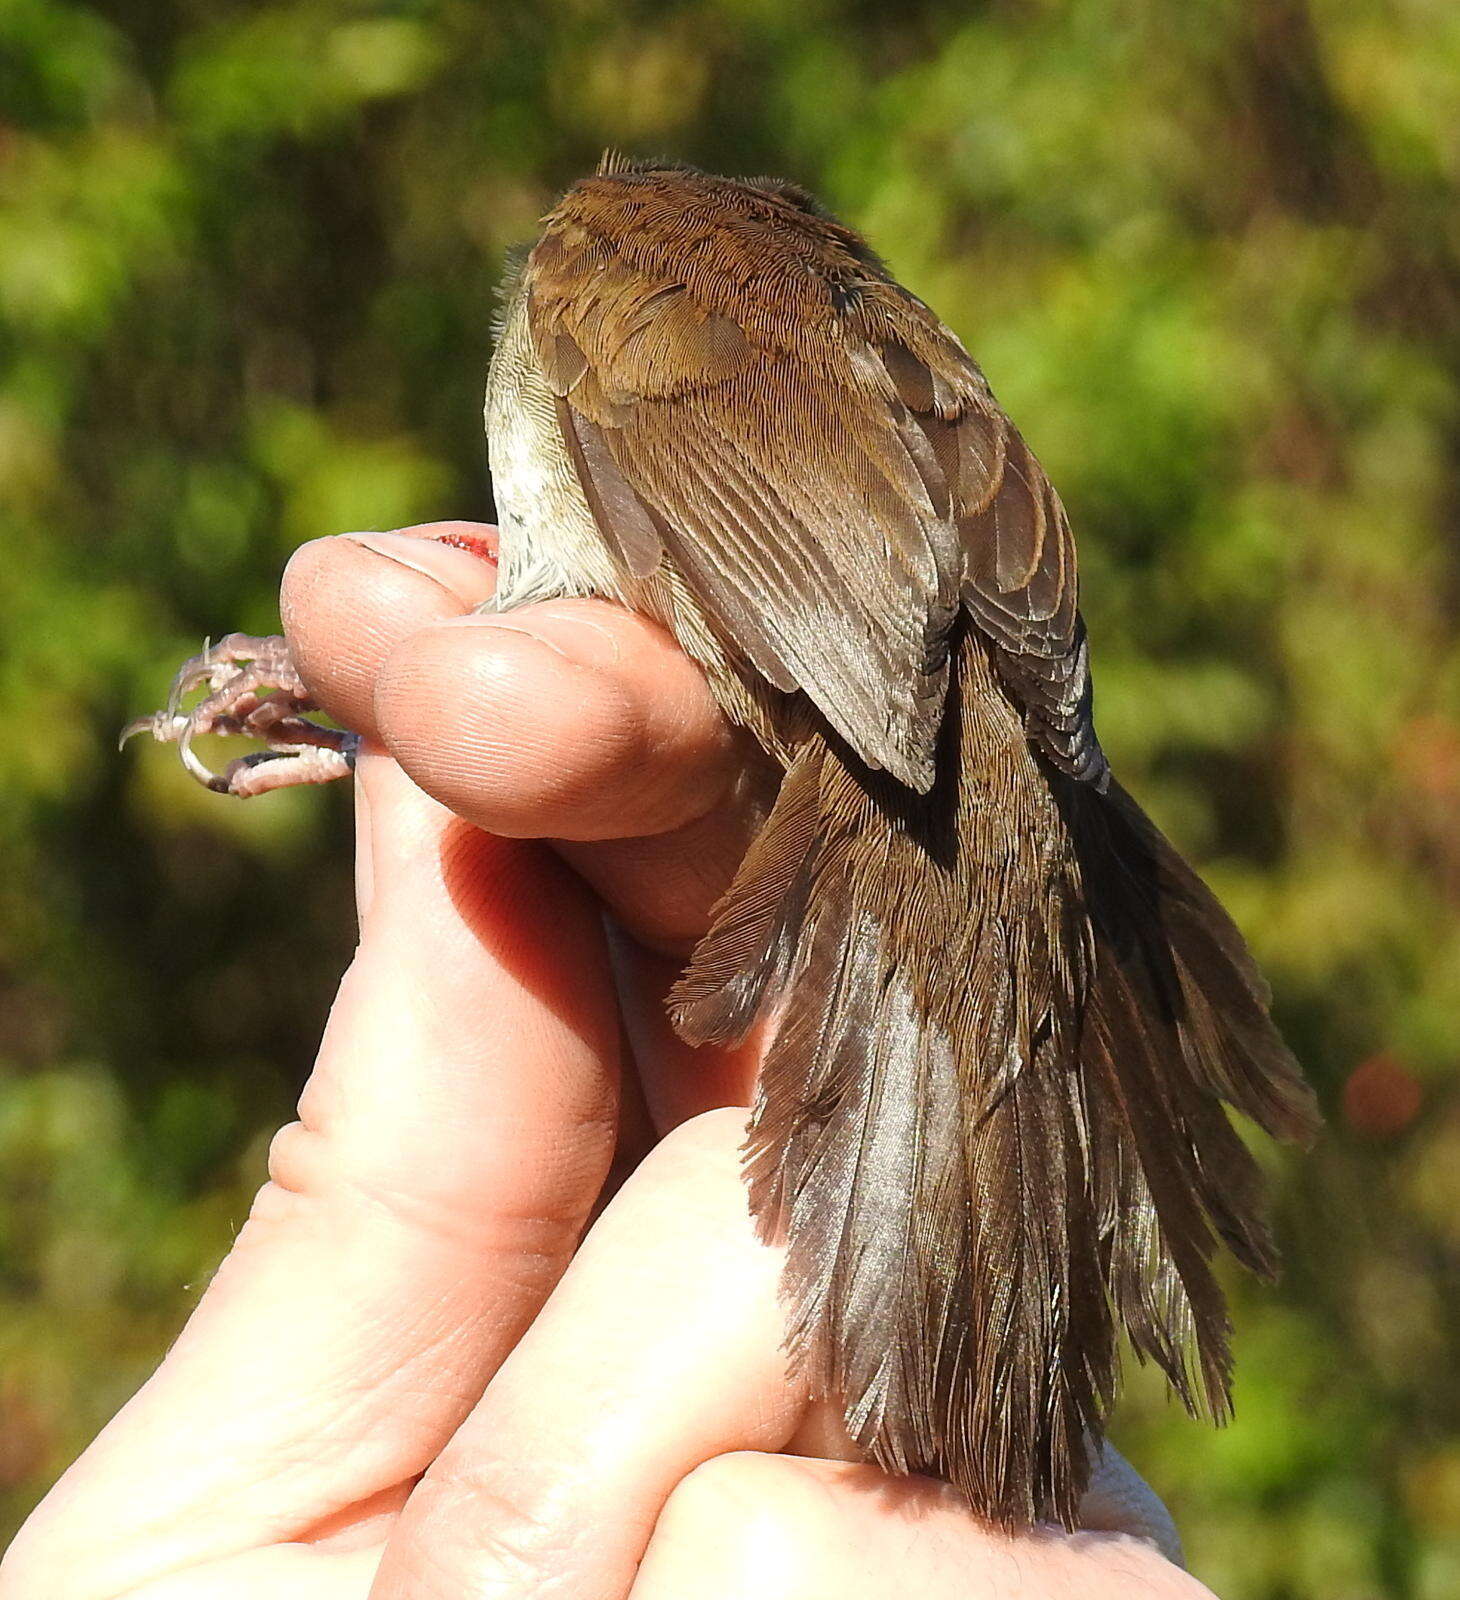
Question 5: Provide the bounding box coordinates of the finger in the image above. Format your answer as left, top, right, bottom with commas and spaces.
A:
6, 752, 621, 1600
281, 522, 499, 738
370, 1108, 807, 1600
373, 599, 773, 950
629, 1456, 1212, 1600
607, 932, 767, 1131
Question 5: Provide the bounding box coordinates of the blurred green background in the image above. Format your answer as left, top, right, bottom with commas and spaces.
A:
2, 0, 1458, 1593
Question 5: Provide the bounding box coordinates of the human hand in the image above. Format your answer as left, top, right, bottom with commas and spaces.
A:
2, 523, 1210, 1598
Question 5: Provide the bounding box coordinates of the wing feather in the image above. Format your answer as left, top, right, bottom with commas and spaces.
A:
522, 183, 1107, 788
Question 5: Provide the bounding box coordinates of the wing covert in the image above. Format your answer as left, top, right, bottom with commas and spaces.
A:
521, 169, 1107, 790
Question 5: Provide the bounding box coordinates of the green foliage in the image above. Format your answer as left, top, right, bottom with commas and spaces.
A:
2, 1, 1457, 1591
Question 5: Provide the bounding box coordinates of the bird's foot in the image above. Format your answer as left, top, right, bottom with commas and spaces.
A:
120, 632, 358, 797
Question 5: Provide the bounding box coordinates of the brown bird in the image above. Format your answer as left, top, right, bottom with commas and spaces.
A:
129, 155, 1320, 1530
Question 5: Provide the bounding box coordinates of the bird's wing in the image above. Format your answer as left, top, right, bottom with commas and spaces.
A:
524, 213, 1105, 791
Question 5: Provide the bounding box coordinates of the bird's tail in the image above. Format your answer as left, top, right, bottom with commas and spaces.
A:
670, 628, 1318, 1528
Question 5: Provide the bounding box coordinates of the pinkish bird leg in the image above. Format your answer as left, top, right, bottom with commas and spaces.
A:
120, 633, 358, 796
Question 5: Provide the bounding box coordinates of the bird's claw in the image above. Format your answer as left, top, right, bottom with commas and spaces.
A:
121, 633, 358, 797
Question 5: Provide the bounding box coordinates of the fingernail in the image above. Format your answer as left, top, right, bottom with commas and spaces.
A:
441, 614, 575, 664
344, 531, 497, 608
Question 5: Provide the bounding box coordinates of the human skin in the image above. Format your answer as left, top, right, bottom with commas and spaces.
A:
0, 523, 1215, 1600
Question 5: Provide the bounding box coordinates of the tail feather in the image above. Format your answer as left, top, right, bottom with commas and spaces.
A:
672, 743, 821, 1042
669, 631, 1318, 1528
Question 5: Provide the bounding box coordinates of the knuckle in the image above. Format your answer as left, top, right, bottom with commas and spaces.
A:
616, 1109, 757, 1240
653, 1453, 835, 1598
411, 1462, 582, 1596
649, 1106, 752, 1172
